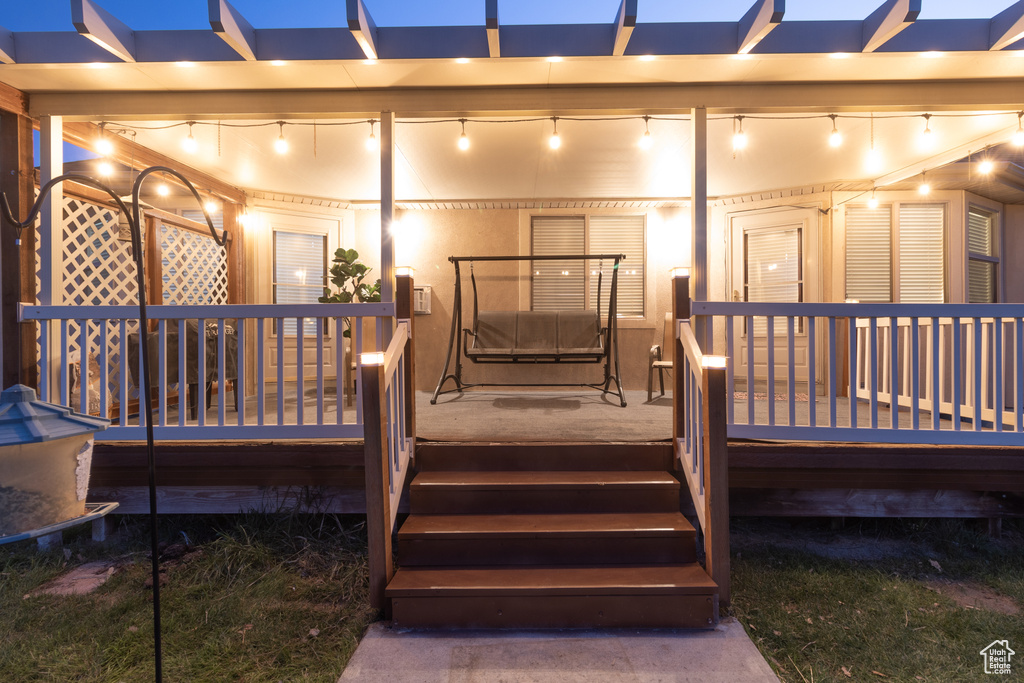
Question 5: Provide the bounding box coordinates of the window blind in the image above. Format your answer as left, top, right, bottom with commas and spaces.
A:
845, 206, 892, 302
897, 204, 944, 304
589, 215, 645, 317
744, 227, 801, 335
531, 216, 586, 311
273, 230, 327, 334
967, 207, 996, 303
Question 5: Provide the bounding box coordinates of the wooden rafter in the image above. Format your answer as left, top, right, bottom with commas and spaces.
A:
0, 81, 28, 117
990, 0, 1024, 50
862, 0, 920, 53
486, 0, 500, 58
210, 0, 258, 62
612, 0, 637, 57
737, 0, 784, 54
62, 122, 247, 205
71, 0, 136, 63
0, 25, 15, 64
346, 0, 378, 61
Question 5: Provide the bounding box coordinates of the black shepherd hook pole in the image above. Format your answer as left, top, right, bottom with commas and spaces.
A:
2, 168, 224, 683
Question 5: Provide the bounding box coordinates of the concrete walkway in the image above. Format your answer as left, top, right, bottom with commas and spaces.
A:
339, 619, 779, 682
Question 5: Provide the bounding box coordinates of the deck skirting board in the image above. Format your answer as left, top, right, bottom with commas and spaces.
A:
731, 488, 1024, 518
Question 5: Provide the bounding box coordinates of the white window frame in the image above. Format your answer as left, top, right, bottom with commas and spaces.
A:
965, 198, 1002, 304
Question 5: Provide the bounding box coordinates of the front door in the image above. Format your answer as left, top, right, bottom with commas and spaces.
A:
729, 207, 820, 392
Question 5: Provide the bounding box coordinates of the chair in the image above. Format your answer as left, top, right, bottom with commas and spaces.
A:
648, 312, 674, 402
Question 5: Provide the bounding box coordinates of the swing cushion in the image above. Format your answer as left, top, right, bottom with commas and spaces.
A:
467, 310, 603, 359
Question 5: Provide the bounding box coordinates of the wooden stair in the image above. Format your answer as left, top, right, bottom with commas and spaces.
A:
386, 442, 718, 629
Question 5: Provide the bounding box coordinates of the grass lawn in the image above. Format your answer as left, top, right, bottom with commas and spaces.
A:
0, 513, 377, 682
730, 517, 1024, 683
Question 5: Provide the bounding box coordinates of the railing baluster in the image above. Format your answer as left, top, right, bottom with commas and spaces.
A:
849, 315, 857, 429
787, 316, 796, 427
869, 317, 878, 430
178, 319, 187, 426
1017, 317, 1023, 433
911, 318, 920, 431
725, 317, 734, 425
952, 318, 961, 430
118, 319, 128, 428
296, 317, 305, 426
336, 316, 344, 426
276, 318, 285, 425
807, 316, 816, 428
973, 317, 983, 431
237, 318, 246, 427
39, 322, 49, 402
137, 319, 146, 428
828, 317, 837, 428
98, 321, 108, 417
257, 318, 265, 426
932, 317, 941, 431
355, 319, 364, 425
60, 319, 69, 408
198, 318, 207, 428
746, 315, 754, 426
218, 318, 226, 427
767, 316, 776, 426
890, 316, 899, 430
158, 320, 166, 427
77, 320, 88, 414
316, 317, 325, 425
995, 318, 1003, 432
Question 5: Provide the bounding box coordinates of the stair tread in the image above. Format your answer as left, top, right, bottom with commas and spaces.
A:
398, 513, 694, 539
388, 565, 716, 597
411, 470, 680, 489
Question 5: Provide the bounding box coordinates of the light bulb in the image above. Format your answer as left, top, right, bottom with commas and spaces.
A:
458, 133, 469, 150
918, 181, 930, 196
828, 115, 842, 147
732, 130, 747, 151
274, 136, 289, 154
157, 184, 170, 197
1014, 115, 1024, 147
97, 161, 113, 176
867, 192, 879, 209
978, 159, 994, 174
918, 114, 934, 149
639, 130, 652, 149
549, 132, 561, 149
204, 200, 219, 214
96, 137, 113, 156
366, 132, 377, 151
182, 131, 198, 154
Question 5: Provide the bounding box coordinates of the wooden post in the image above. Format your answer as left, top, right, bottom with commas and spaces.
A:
361, 358, 392, 612
224, 203, 245, 306
0, 111, 36, 389
691, 107, 709, 352
395, 271, 416, 441
702, 363, 730, 607
145, 215, 162, 328
379, 111, 395, 350
672, 271, 690, 445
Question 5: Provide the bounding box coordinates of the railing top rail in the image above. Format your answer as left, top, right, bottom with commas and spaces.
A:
693, 301, 1024, 318
20, 302, 397, 321
383, 322, 410, 376
677, 319, 704, 378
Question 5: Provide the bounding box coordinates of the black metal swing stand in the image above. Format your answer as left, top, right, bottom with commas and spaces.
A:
430, 254, 628, 407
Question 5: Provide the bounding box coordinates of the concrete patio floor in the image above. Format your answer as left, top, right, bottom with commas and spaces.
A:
339, 619, 779, 683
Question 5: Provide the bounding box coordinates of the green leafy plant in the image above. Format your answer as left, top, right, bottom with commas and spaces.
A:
318, 248, 381, 337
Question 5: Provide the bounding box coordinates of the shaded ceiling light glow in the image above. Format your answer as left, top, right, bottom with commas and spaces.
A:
829, 52, 850, 59
273, 121, 289, 154
1014, 112, 1024, 147
455, 57, 470, 64
732, 116, 747, 151
95, 123, 114, 155
867, 189, 879, 209
638, 115, 653, 150
366, 120, 378, 151
174, 61, 196, 68
547, 56, 562, 63
549, 117, 561, 149
270, 60, 286, 66
457, 119, 470, 151
182, 121, 198, 154
828, 114, 842, 148
97, 161, 113, 176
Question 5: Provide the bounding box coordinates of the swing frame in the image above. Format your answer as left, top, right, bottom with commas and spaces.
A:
430, 254, 627, 406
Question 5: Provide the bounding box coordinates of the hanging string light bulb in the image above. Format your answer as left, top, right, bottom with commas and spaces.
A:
457, 119, 470, 151
182, 121, 198, 154
96, 122, 114, 156
204, 199, 219, 214
549, 117, 561, 149
918, 113, 934, 149
978, 157, 994, 174
918, 171, 930, 196
828, 114, 842, 148
732, 115, 748, 151
867, 188, 879, 209
638, 115, 653, 150
366, 119, 378, 151
1013, 112, 1024, 147
274, 121, 289, 154
97, 161, 114, 177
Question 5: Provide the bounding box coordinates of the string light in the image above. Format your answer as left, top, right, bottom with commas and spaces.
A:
919, 113, 934, 149
204, 200, 219, 214
1013, 112, 1024, 147
867, 189, 878, 209
918, 172, 930, 195
638, 115, 653, 150
978, 158, 994, 174
828, 114, 842, 147
157, 183, 171, 197
366, 120, 378, 151
97, 161, 113, 176
457, 119, 469, 151
549, 117, 561, 149
274, 121, 289, 154
732, 116, 747, 151
96, 123, 114, 155
864, 113, 882, 172
182, 121, 198, 154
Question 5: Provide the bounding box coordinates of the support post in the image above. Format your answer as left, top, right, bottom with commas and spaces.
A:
672, 271, 690, 445
0, 110, 36, 389
39, 116, 63, 397
361, 358, 392, 612
379, 111, 395, 350
702, 363, 730, 607
691, 108, 709, 352
145, 214, 162, 326
395, 270, 416, 440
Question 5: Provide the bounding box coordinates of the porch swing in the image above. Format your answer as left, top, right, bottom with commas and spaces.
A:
430, 254, 627, 406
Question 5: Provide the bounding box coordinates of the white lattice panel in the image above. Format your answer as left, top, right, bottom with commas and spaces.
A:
161, 224, 229, 306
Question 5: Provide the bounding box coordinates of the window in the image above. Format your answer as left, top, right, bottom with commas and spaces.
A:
967, 207, 998, 303
273, 230, 327, 335
744, 225, 802, 334
845, 203, 945, 303
531, 214, 645, 317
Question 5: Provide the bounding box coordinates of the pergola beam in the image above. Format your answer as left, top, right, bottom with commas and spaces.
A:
989, 0, 1024, 50
737, 0, 784, 54
209, 0, 257, 62
612, 0, 638, 57
347, 0, 379, 60
0, 26, 15, 64
70, 0, 136, 62
486, 0, 500, 58
862, 0, 920, 53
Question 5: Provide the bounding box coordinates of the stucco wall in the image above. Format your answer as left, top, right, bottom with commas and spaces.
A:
1005, 205, 1024, 303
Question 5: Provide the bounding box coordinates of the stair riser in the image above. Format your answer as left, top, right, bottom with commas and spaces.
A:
397, 536, 697, 566
416, 443, 673, 472
391, 594, 717, 629
410, 488, 680, 514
